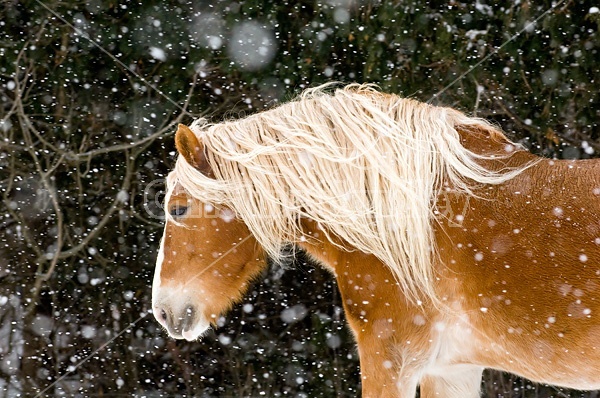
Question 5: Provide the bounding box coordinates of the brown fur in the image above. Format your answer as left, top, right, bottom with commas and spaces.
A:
153, 99, 600, 397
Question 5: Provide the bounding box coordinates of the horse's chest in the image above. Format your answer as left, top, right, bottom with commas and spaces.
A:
424, 310, 478, 374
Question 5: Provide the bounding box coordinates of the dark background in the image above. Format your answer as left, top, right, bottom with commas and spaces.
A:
1, 0, 599, 396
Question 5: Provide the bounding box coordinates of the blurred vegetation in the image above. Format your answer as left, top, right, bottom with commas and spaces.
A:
0, 0, 599, 396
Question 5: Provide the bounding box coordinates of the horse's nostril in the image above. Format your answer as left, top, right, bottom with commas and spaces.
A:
155, 304, 197, 337
182, 305, 195, 331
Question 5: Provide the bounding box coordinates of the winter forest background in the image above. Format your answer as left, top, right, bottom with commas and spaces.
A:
1, 0, 599, 397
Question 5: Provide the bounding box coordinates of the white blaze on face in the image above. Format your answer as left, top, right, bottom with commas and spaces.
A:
152, 227, 167, 325
152, 225, 212, 341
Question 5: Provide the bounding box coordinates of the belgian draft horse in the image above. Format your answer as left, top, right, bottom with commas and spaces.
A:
152, 84, 600, 397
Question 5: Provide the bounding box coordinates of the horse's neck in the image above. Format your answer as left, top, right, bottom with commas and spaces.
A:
296, 219, 415, 333
297, 219, 351, 273
297, 219, 393, 287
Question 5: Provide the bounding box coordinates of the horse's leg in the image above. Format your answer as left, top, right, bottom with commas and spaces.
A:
354, 338, 413, 398
358, 340, 422, 398
419, 366, 484, 398
360, 365, 419, 398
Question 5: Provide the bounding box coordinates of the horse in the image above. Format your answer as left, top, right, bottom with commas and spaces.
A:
152, 83, 600, 398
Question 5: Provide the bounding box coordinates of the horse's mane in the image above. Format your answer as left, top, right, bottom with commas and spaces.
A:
170, 83, 530, 303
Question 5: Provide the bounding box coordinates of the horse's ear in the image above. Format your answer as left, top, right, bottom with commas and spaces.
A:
175, 124, 214, 177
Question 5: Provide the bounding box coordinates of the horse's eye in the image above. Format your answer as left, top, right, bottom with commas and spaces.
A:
169, 205, 188, 218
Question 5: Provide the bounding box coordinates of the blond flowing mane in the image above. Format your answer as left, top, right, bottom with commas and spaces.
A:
170, 84, 529, 302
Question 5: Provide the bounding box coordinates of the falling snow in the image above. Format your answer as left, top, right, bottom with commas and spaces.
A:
149, 47, 167, 62
1, 0, 599, 397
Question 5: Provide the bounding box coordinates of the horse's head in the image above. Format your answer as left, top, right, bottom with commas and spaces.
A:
152, 124, 266, 341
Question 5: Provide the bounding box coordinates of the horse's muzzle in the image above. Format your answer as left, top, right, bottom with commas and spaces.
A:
153, 302, 209, 341
156, 304, 192, 337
